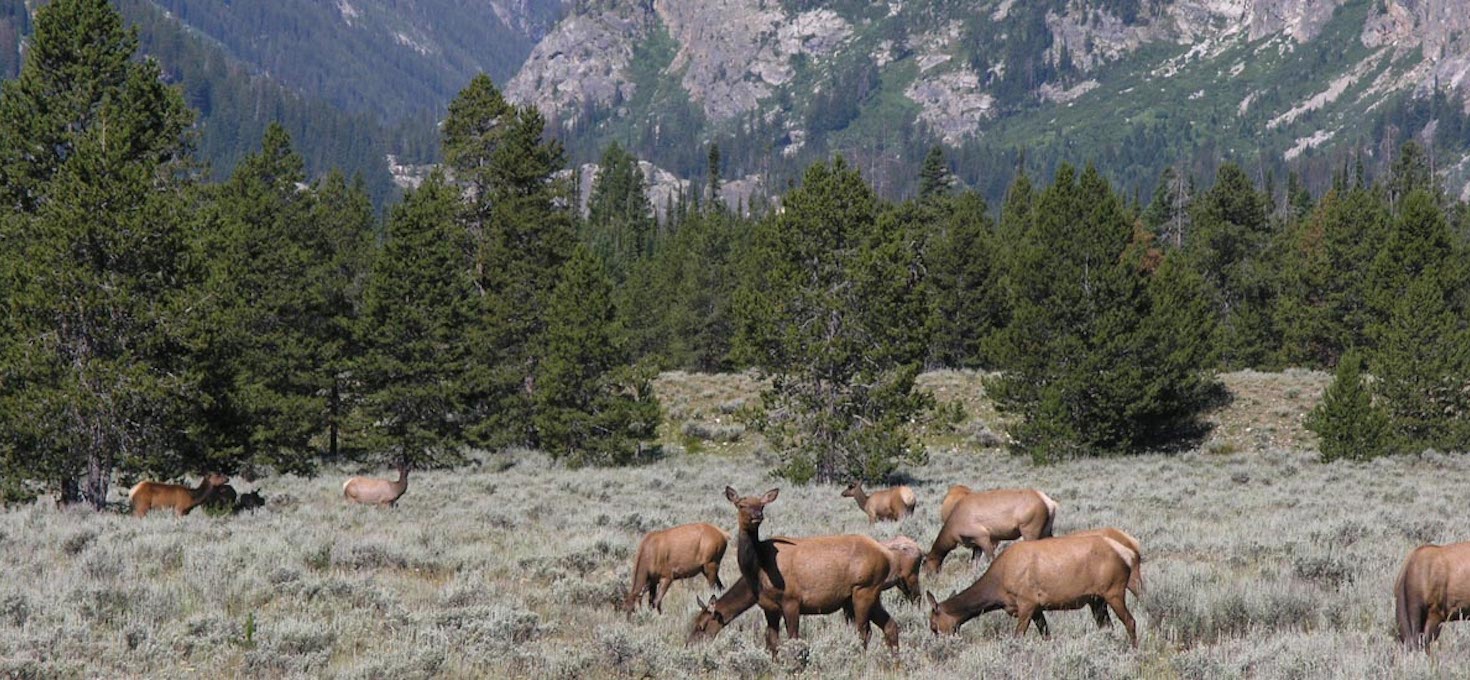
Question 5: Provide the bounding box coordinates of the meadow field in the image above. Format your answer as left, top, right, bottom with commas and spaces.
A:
4, 370, 1470, 678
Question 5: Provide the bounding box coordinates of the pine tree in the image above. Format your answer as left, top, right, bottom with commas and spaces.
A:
585, 141, 654, 281
0, 0, 196, 507
707, 143, 723, 208
1372, 267, 1470, 453
918, 145, 952, 200
733, 158, 930, 483
535, 246, 660, 466
924, 191, 1004, 368
987, 164, 1218, 462
357, 174, 476, 467
1183, 163, 1278, 368
1307, 350, 1393, 462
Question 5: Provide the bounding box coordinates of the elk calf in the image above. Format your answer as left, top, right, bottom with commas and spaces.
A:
841, 482, 916, 523
621, 522, 729, 615
129, 473, 230, 518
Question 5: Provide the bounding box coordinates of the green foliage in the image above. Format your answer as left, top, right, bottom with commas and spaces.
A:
534, 247, 660, 467
1307, 351, 1392, 462
584, 141, 655, 281
923, 192, 1005, 368
356, 173, 476, 467
918, 145, 952, 200
986, 164, 1219, 462
1371, 265, 1470, 453
0, 0, 196, 508
733, 158, 930, 483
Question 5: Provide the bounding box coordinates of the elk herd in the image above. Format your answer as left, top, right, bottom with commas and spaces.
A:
123, 468, 1470, 655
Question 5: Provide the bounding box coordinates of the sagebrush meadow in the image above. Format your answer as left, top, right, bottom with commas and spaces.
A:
3, 371, 1468, 678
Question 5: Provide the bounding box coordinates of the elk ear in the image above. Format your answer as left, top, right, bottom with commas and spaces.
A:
761, 488, 779, 504
926, 591, 940, 611
696, 596, 709, 611
724, 486, 739, 504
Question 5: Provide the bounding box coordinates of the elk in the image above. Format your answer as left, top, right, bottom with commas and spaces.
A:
128, 473, 230, 518
1395, 541, 1470, 650
724, 486, 900, 655
204, 484, 238, 513
343, 462, 409, 506
939, 484, 973, 524
620, 522, 729, 615
235, 489, 265, 514
925, 487, 1058, 574
687, 534, 924, 644
841, 482, 916, 523
927, 532, 1139, 647
1066, 527, 1144, 627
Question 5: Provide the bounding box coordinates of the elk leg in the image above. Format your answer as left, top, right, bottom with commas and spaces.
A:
851, 591, 876, 649
704, 562, 724, 590
764, 609, 782, 657
1031, 610, 1050, 639
1090, 598, 1113, 628
869, 600, 900, 652
1013, 604, 1035, 638
1425, 609, 1446, 647
926, 527, 959, 574
782, 598, 801, 640
1106, 593, 1138, 648
652, 577, 672, 613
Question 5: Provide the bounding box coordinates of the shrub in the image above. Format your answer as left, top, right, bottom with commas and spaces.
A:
1306, 351, 1392, 462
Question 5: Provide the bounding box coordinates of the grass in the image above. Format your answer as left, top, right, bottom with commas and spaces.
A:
1, 369, 1467, 678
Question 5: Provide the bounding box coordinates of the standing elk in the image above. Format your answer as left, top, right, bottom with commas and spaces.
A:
1395, 541, 1470, 650
688, 533, 925, 644
925, 487, 1058, 574
620, 522, 729, 615
724, 486, 900, 655
841, 482, 916, 523
343, 462, 409, 506
939, 484, 973, 524
128, 473, 230, 518
927, 532, 1139, 647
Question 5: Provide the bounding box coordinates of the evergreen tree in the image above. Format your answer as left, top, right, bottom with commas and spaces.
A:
1182, 163, 1278, 368
1372, 267, 1470, 453
987, 164, 1218, 462
924, 191, 1004, 368
918, 145, 952, 200
733, 158, 930, 483
707, 143, 723, 207
0, 0, 196, 507
1307, 350, 1393, 462
535, 246, 660, 466
585, 141, 654, 281
357, 174, 476, 467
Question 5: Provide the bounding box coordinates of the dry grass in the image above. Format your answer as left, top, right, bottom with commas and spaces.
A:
2, 369, 1466, 679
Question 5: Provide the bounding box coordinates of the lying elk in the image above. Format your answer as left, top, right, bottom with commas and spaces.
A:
926, 487, 1058, 574
928, 532, 1139, 647
343, 462, 409, 506
128, 473, 230, 518
1396, 541, 1470, 650
723, 486, 900, 655
688, 535, 924, 643
620, 522, 729, 615
841, 482, 916, 523
235, 489, 265, 514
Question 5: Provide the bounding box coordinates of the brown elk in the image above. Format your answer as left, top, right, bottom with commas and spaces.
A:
687, 534, 924, 645
620, 522, 729, 615
841, 482, 916, 523
724, 486, 900, 655
939, 484, 973, 524
343, 462, 409, 506
128, 473, 230, 518
204, 484, 238, 513
927, 532, 1139, 647
925, 487, 1058, 574
1395, 541, 1470, 650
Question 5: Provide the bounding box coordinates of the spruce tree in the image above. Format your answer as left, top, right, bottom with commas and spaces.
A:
733, 158, 930, 483
1307, 350, 1392, 462
535, 246, 660, 466
918, 145, 951, 200
357, 174, 476, 467
1182, 163, 1278, 368
585, 141, 654, 281
987, 164, 1218, 462
1372, 267, 1470, 452
924, 191, 1004, 368
0, 0, 196, 507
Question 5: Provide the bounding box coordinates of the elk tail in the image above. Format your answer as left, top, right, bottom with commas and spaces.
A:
1036, 490, 1059, 538
1395, 554, 1421, 647
898, 486, 916, 511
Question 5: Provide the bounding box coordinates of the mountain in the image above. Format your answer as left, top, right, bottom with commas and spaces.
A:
507, 0, 1470, 201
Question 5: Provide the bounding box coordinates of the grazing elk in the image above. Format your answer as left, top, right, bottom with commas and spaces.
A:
343, 462, 409, 506
925, 487, 1058, 574
939, 484, 973, 524
128, 473, 230, 518
841, 482, 916, 523
724, 486, 900, 655
687, 534, 925, 644
235, 489, 265, 514
1067, 527, 1145, 627
1395, 541, 1470, 650
927, 532, 1139, 647
620, 522, 730, 615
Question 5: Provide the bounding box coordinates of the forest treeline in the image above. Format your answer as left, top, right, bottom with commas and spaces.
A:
2, 1, 1468, 508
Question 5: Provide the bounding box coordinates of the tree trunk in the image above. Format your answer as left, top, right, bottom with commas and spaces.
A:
330, 377, 340, 459
58, 476, 81, 506
84, 445, 110, 511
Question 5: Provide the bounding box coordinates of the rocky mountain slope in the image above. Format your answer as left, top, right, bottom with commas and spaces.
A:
508, 0, 1470, 199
